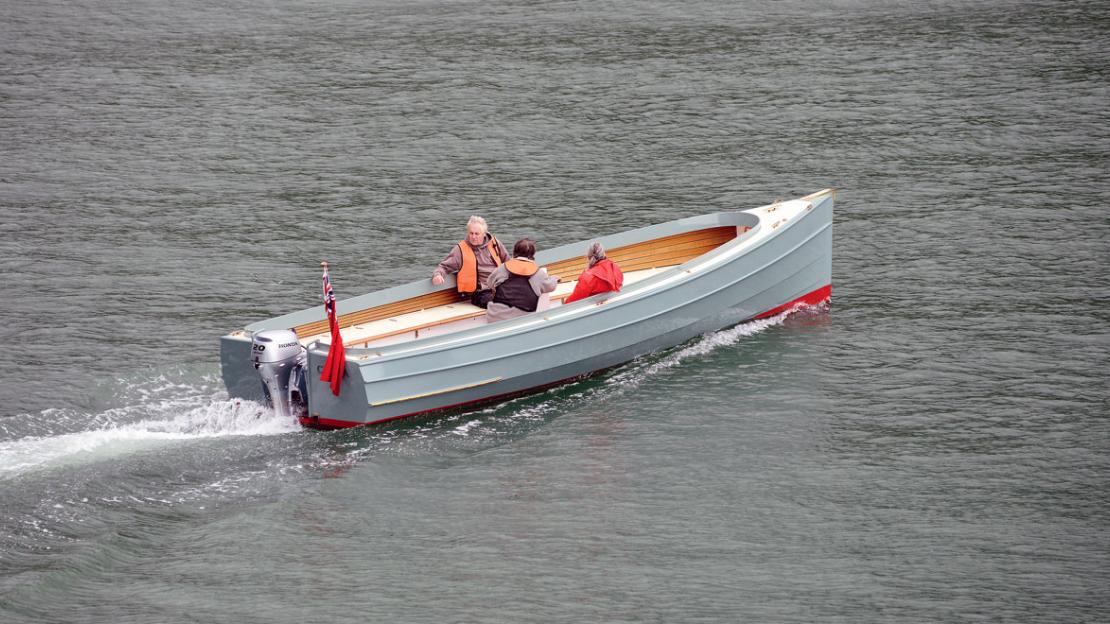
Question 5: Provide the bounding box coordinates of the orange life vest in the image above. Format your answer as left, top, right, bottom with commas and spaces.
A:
457, 236, 503, 293
504, 258, 538, 277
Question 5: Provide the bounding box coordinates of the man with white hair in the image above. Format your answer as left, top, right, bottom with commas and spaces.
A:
563, 241, 624, 304
431, 215, 510, 308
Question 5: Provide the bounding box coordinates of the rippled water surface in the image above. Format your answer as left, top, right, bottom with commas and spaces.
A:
2, 0, 1108, 622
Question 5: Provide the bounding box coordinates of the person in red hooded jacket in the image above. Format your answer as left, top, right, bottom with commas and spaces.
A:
564, 241, 624, 304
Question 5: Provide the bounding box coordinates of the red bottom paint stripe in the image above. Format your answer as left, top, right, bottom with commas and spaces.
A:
300, 373, 594, 430
754, 284, 831, 319
302, 284, 831, 430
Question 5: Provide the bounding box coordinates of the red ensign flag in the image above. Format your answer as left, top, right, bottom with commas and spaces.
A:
320, 265, 346, 396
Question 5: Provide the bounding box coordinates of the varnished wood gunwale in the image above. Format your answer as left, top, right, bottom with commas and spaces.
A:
544, 226, 737, 279
294, 290, 461, 338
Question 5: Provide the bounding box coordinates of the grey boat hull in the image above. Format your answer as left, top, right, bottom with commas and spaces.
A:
220, 190, 833, 428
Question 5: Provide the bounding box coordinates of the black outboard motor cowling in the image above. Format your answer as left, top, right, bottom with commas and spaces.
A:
250, 329, 307, 419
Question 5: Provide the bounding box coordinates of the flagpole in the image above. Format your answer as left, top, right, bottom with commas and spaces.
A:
319, 260, 346, 396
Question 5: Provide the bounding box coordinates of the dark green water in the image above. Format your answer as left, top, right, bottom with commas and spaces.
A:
2, 0, 1108, 622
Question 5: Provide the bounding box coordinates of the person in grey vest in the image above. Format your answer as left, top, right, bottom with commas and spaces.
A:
485, 238, 558, 323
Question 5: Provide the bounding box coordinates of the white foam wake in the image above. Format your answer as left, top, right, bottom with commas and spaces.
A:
606, 306, 802, 389
0, 397, 300, 479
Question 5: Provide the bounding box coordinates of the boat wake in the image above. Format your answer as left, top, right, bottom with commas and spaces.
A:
608, 311, 795, 389
0, 302, 827, 480
0, 375, 301, 480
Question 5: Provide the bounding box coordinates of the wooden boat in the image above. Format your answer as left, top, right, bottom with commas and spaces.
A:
220, 189, 834, 428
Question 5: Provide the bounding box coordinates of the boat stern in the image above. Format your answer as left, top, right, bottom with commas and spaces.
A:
298, 343, 370, 429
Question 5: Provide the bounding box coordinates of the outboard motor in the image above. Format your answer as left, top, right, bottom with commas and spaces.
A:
251, 329, 308, 419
